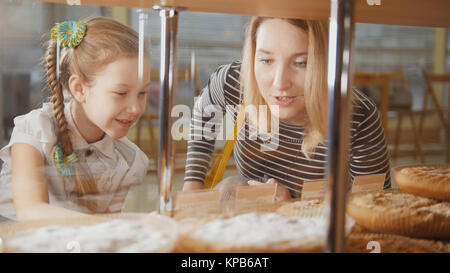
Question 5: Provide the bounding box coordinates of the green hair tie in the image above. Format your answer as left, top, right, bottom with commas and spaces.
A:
50, 20, 87, 48
53, 144, 79, 177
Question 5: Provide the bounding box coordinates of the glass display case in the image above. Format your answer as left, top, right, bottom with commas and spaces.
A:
0, 0, 448, 254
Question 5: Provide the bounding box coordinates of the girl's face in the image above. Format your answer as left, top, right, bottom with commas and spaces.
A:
78, 56, 150, 141
254, 19, 309, 125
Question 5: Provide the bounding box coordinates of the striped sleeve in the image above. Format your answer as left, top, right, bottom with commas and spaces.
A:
350, 89, 391, 188
184, 63, 235, 183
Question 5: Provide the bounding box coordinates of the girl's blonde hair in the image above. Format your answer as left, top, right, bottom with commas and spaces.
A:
241, 17, 329, 158
45, 17, 140, 156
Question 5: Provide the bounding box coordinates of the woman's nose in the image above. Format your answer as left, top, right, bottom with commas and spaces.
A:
273, 64, 292, 90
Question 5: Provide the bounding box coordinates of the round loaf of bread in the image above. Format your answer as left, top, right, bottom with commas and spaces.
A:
347, 191, 450, 239
394, 166, 450, 201
0, 215, 178, 253
178, 213, 334, 252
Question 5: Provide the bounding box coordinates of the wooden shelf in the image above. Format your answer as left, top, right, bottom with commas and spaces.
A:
34, 0, 449, 28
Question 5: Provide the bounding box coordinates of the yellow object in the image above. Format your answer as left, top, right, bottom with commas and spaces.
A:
203, 107, 245, 189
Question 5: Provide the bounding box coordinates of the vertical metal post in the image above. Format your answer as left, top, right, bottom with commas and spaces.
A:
137, 9, 147, 82
135, 8, 149, 212
0, 46, 3, 149
325, 0, 355, 253
154, 6, 180, 216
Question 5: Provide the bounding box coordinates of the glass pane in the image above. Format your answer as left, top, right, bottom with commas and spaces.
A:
353, 23, 450, 188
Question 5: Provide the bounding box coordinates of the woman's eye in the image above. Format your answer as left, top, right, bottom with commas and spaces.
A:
114, 92, 127, 96
294, 60, 307, 67
138, 91, 148, 96
258, 58, 273, 65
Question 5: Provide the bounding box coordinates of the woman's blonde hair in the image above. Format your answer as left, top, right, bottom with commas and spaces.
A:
241, 17, 329, 158
45, 17, 140, 156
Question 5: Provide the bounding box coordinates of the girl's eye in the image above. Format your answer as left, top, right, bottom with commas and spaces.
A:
139, 91, 148, 96
114, 92, 127, 96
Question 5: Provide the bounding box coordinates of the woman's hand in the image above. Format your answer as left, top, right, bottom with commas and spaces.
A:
182, 180, 203, 192
247, 178, 291, 202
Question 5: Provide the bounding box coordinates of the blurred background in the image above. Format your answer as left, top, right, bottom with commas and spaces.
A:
0, 0, 448, 212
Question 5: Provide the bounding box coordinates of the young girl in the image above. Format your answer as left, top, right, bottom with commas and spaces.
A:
0, 17, 151, 220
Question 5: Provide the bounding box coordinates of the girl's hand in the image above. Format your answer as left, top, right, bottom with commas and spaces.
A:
247, 178, 291, 202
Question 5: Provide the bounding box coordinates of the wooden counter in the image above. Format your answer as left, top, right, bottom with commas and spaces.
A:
34, 0, 450, 28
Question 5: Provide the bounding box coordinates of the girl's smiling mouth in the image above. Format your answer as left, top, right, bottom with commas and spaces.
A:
115, 118, 134, 128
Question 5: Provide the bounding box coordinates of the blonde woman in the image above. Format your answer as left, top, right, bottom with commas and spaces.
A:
183, 17, 390, 200
0, 17, 150, 220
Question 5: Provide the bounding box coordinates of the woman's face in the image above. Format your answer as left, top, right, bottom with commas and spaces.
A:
254, 19, 309, 125
80, 56, 150, 140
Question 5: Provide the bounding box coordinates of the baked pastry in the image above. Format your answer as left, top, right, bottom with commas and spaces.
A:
178, 212, 353, 252
394, 166, 450, 201
347, 191, 450, 239
179, 213, 324, 252
346, 232, 450, 253
2, 218, 176, 253
276, 199, 324, 217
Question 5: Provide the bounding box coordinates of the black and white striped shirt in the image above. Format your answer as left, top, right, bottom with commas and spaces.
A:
184, 61, 391, 197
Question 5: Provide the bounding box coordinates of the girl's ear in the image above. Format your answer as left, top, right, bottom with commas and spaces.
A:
68, 74, 87, 103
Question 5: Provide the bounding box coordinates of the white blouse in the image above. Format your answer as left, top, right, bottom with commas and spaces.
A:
0, 102, 149, 220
